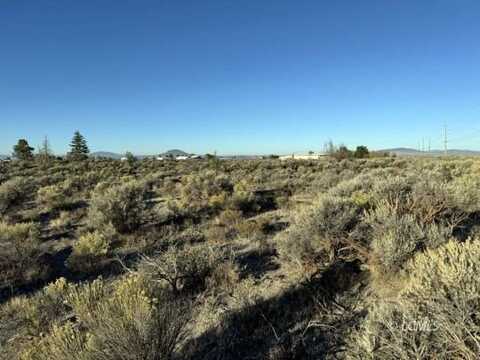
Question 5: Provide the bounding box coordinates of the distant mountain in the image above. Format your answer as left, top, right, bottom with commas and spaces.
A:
381, 148, 480, 156
433, 149, 480, 156
89, 150, 191, 159
90, 152, 123, 159
0, 154, 9, 160
219, 155, 262, 160
381, 148, 423, 156
161, 149, 189, 157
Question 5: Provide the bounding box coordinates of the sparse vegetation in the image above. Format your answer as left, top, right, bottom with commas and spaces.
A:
2, 155, 480, 359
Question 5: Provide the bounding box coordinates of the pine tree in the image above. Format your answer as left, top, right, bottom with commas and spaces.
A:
13, 139, 34, 160
68, 131, 89, 160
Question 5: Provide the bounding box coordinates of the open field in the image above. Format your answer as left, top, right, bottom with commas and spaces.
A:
1, 156, 480, 359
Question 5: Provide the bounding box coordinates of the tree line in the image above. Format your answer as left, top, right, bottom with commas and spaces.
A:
8, 133, 388, 162
11, 131, 89, 161
324, 141, 391, 160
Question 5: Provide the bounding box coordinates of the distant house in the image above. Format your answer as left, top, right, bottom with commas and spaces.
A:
176, 155, 189, 160
156, 156, 164, 161
120, 157, 128, 161
279, 153, 328, 161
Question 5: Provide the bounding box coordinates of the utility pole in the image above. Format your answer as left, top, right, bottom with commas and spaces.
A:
443, 125, 448, 156
422, 138, 425, 152
428, 138, 431, 153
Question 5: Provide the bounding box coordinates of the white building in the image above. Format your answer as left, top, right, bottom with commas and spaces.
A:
279, 153, 328, 161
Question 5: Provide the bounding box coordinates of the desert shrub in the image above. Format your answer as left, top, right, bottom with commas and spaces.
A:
370, 176, 474, 231
0, 222, 46, 289
207, 192, 229, 210
449, 174, 480, 213
83, 275, 191, 360
370, 176, 413, 210
278, 195, 361, 267
21, 275, 191, 360
327, 175, 374, 199
206, 259, 239, 295
65, 278, 107, 326
0, 177, 32, 215
309, 169, 343, 192
365, 204, 450, 272
139, 244, 222, 293
36, 179, 77, 211
21, 322, 91, 360
216, 209, 243, 227
236, 218, 267, 240
154, 202, 182, 224
67, 227, 115, 273
0, 221, 40, 245
205, 224, 231, 243
175, 227, 205, 245
12, 278, 70, 336
408, 180, 468, 227
229, 180, 260, 214
50, 211, 73, 232
87, 180, 149, 233
230, 191, 256, 213
350, 191, 372, 209
0, 278, 72, 359
179, 171, 233, 212
349, 240, 480, 359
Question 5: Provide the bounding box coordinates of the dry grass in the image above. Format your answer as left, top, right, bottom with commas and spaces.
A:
2, 156, 480, 359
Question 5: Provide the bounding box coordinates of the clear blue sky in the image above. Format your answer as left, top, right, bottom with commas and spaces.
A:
1, 0, 480, 155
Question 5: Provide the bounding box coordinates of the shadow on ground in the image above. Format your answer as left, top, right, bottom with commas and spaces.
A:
236, 248, 281, 280
181, 260, 366, 360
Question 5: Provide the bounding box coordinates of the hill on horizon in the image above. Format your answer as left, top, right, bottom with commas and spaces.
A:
381, 147, 480, 156
88, 149, 191, 159
90, 151, 123, 159
162, 149, 190, 157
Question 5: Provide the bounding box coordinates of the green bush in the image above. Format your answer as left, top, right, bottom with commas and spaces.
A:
36, 184, 69, 211
278, 195, 361, 266
179, 170, 233, 212
0, 178, 32, 215
21, 275, 191, 360
67, 227, 115, 273
87, 180, 149, 233
2, 278, 71, 340
0, 222, 45, 289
